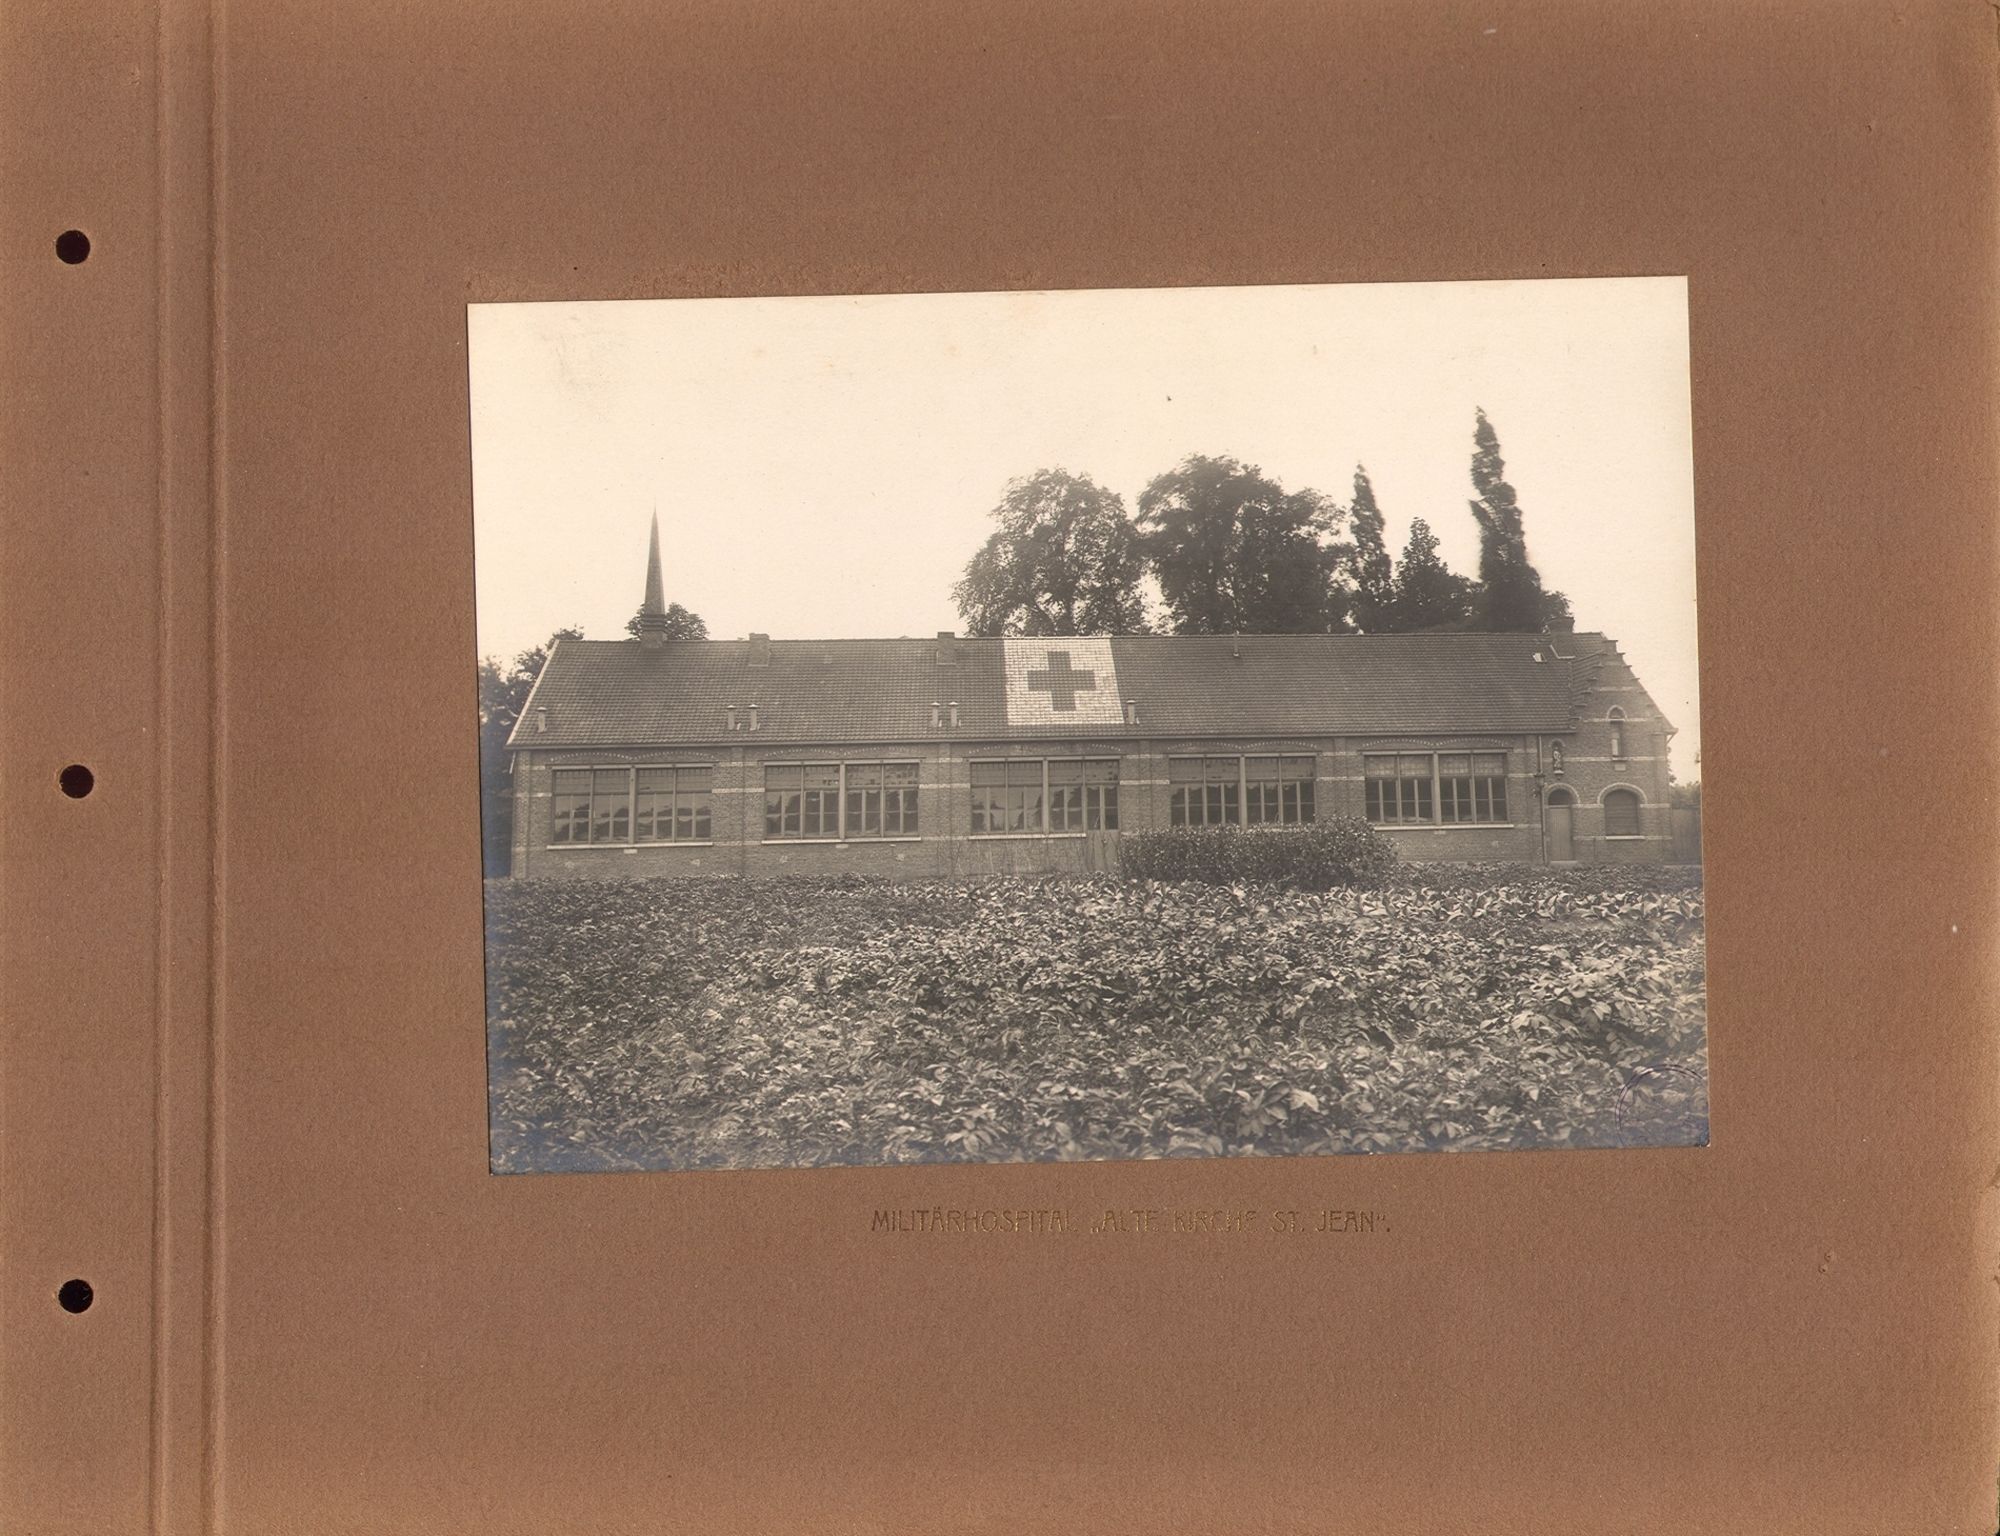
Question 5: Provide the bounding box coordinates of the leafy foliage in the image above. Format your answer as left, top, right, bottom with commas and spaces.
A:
477, 626, 583, 876
1381, 517, 1475, 632
622, 604, 710, 640
1468, 408, 1572, 633
1119, 820, 1398, 891
954, 469, 1150, 637
1136, 455, 1353, 634
486, 867, 1708, 1173
1344, 464, 1395, 633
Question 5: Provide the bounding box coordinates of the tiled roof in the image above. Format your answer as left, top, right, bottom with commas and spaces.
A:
507, 631, 1605, 748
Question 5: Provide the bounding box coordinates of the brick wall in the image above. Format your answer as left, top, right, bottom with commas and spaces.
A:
505, 650, 1679, 879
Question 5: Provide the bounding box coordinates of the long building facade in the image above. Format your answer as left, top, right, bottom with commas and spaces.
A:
503, 547, 1678, 880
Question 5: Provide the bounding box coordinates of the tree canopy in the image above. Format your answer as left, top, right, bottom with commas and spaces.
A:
953, 469, 1150, 637
1380, 518, 1475, 632
1468, 408, 1572, 633
1344, 464, 1395, 633
1136, 455, 1352, 634
623, 603, 710, 641
478, 626, 583, 876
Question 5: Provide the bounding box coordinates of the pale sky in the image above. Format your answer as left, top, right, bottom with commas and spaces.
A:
468, 278, 1701, 778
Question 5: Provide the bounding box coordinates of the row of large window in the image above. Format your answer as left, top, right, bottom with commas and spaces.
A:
549, 750, 1540, 845
1363, 752, 1510, 826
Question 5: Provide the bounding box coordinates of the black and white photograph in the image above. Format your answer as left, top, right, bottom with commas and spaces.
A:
471, 278, 1705, 1174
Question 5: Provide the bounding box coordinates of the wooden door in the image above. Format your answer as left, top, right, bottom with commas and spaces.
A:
1547, 802, 1575, 862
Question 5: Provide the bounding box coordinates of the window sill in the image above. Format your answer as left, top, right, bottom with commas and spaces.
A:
968, 832, 1096, 841
1603, 834, 1649, 841
1372, 823, 1518, 832
545, 841, 715, 851
761, 836, 923, 846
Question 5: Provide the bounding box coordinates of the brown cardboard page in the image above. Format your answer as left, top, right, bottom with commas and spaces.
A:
3, 3, 1995, 1532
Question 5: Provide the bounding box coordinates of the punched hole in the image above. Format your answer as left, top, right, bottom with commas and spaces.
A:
58, 764, 94, 799
58, 1279, 94, 1314
55, 230, 91, 264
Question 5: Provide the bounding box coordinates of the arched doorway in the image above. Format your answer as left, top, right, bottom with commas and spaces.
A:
1545, 786, 1577, 863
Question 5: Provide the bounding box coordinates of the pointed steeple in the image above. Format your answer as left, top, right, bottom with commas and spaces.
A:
637, 512, 671, 647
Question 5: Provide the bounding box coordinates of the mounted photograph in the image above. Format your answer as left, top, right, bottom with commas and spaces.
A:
470, 277, 1705, 1175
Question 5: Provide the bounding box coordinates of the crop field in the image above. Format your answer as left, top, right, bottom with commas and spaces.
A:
484, 867, 1706, 1173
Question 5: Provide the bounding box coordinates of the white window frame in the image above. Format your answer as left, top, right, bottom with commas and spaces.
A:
761, 760, 922, 843
1362, 750, 1513, 829
548, 762, 715, 848
969, 757, 1120, 838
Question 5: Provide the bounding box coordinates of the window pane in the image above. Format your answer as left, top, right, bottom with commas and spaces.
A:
1098, 786, 1119, 830
1047, 761, 1085, 787
1605, 789, 1641, 837
1473, 753, 1506, 776
551, 795, 587, 843
1168, 758, 1202, 783
552, 769, 592, 795
1283, 755, 1315, 780
1400, 753, 1431, 779
1296, 780, 1314, 824
804, 764, 840, 791
1364, 756, 1394, 780
1085, 759, 1117, 786
1439, 753, 1470, 776
848, 763, 883, 791
1170, 787, 1190, 826
971, 761, 1006, 788
1008, 760, 1042, 787
1246, 756, 1277, 778
884, 762, 918, 788
766, 764, 803, 792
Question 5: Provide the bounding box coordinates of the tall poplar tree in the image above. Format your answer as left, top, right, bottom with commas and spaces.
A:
1345, 464, 1394, 632
1467, 407, 1573, 632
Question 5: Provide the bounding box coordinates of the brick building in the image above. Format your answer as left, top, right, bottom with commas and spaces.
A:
502, 527, 1678, 879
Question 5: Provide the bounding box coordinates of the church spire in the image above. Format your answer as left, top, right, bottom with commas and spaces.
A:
637, 512, 671, 647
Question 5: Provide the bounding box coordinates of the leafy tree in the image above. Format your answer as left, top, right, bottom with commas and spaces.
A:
623, 603, 710, 640
953, 469, 1149, 636
1136, 455, 1352, 634
1468, 408, 1572, 632
1344, 464, 1395, 632
478, 625, 582, 877
1381, 517, 1474, 632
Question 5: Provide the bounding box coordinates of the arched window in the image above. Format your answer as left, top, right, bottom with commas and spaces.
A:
1607, 707, 1627, 761
1603, 787, 1642, 838
1545, 786, 1576, 807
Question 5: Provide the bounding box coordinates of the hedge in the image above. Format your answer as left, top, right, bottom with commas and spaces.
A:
1119, 818, 1398, 891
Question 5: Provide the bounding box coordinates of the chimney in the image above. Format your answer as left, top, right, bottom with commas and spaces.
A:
635, 512, 671, 649
726, 704, 738, 732
535, 706, 548, 733
936, 630, 957, 666
1231, 634, 1242, 661
1124, 699, 1138, 726
748, 633, 771, 668
948, 701, 959, 729
929, 701, 942, 729
748, 703, 760, 732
